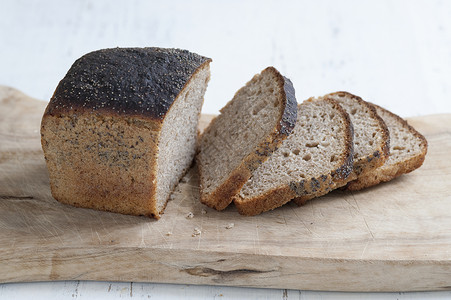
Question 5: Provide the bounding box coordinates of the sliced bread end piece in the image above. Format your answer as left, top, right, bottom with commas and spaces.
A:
345, 104, 428, 191
197, 67, 297, 211
233, 97, 353, 216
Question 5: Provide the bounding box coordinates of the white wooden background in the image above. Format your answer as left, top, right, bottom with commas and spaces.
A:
1, 0, 451, 299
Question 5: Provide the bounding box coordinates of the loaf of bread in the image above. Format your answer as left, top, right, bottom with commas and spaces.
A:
41, 47, 211, 218
197, 67, 298, 211
234, 97, 354, 216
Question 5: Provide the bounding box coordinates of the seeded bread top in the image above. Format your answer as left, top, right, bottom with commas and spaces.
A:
46, 47, 211, 120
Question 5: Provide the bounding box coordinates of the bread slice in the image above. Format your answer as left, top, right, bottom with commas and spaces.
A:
233, 97, 354, 216
41, 47, 211, 219
197, 67, 298, 211
293, 91, 390, 205
346, 104, 428, 190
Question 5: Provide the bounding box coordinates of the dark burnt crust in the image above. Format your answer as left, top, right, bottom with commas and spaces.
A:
278, 75, 298, 136
46, 47, 211, 121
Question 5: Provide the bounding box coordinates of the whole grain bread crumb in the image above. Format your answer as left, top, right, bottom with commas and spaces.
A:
225, 223, 235, 229
166, 231, 173, 236
186, 212, 194, 219
192, 227, 201, 237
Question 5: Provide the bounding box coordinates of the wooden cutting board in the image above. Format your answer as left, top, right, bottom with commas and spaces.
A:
0, 86, 450, 292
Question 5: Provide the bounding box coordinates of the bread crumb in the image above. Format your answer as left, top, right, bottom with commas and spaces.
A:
186, 212, 194, 219
166, 231, 172, 236
201, 209, 207, 215
225, 223, 234, 229
192, 227, 201, 237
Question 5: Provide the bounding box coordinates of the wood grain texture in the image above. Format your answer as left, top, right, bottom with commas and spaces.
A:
0, 86, 450, 292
